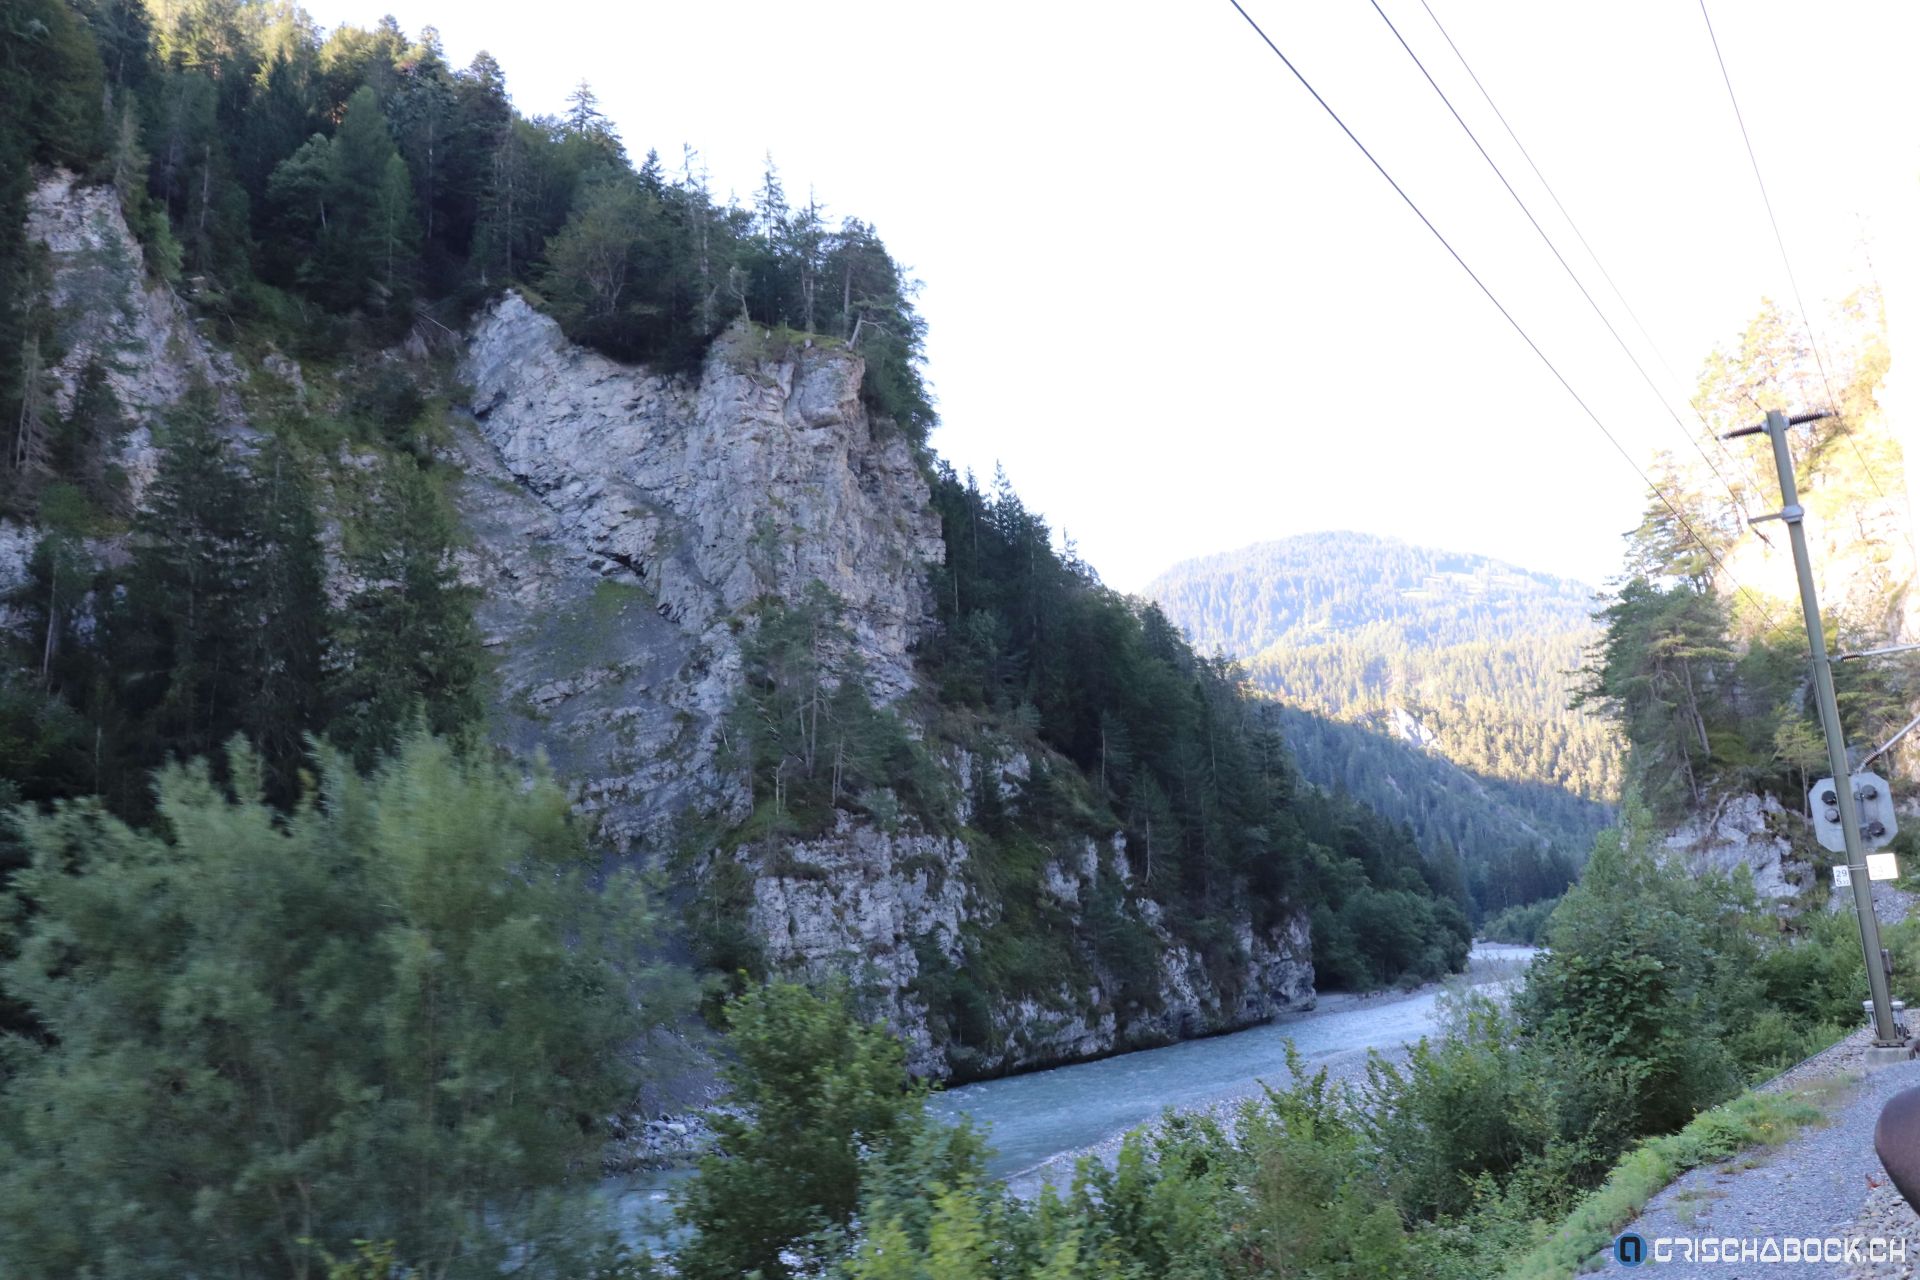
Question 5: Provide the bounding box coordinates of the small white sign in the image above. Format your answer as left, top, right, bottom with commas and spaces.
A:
1834, 857, 1900, 888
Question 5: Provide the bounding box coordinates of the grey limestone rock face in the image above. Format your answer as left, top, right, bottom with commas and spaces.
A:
735, 808, 1316, 1079
455, 294, 944, 848
461, 296, 940, 694
1, 174, 232, 645
1662, 792, 1807, 903
741, 812, 973, 1077
0, 522, 37, 637
449, 294, 1320, 1077
25, 171, 244, 502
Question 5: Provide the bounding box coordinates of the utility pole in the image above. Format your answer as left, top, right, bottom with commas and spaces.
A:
1739, 408, 1904, 1045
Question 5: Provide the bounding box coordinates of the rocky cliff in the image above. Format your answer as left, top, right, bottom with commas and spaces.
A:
454, 295, 941, 848
452, 292, 1314, 1077
1661, 792, 1810, 906
8, 172, 1317, 1081
25, 171, 239, 490
2, 173, 217, 634
738, 806, 1314, 1078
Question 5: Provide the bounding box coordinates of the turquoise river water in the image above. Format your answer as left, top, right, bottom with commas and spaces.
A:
610, 942, 1537, 1239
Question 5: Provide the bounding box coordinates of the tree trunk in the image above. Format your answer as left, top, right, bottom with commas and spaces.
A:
40, 576, 57, 683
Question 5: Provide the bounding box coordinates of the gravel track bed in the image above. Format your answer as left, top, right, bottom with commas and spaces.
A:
1620, 1029, 1920, 1279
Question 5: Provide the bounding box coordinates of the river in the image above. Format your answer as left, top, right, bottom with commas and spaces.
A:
611, 942, 1536, 1237
930, 942, 1536, 1191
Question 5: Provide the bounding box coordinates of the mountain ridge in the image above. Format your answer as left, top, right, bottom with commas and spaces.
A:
1145, 529, 1622, 918
1146, 530, 1598, 658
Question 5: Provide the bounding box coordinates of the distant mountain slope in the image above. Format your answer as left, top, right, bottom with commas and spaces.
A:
1274, 707, 1586, 917
1146, 533, 1622, 913
1147, 531, 1595, 656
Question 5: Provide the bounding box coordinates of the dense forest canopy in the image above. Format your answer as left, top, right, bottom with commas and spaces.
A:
0, 0, 935, 473
1150, 532, 1618, 918
1149, 534, 1620, 804
0, 0, 1476, 1090
1149, 532, 1595, 656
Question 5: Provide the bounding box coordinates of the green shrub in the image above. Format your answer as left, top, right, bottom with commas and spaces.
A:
346, 362, 429, 448
674, 982, 988, 1280
1519, 819, 1760, 1137
0, 732, 686, 1278
1361, 995, 1558, 1220
1503, 1089, 1823, 1280
909, 939, 996, 1049
1482, 897, 1559, 945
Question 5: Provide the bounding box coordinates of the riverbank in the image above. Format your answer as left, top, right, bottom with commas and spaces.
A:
954, 943, 1537, 1197
604, 944, 1535, 1241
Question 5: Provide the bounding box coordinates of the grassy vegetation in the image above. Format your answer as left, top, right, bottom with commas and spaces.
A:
1502, 1086, 1830, 1279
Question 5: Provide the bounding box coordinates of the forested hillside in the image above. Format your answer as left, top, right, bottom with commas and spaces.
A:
1149, 532, 1620, 917
1151, 531, 1593, 656
1578, 292, 1917, 825
0, 6, 1497, 1270
1277, 708, 1592, 918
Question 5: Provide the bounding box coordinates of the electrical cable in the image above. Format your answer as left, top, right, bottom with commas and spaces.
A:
1409, 0, 1780, 531
1222, 0, 1787, 632
1698, 0, 1913, 569
1366, 0, 1751, 519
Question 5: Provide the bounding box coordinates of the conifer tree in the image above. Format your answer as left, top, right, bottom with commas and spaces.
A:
330, 463, 481, 768
0, 732, 687, 1278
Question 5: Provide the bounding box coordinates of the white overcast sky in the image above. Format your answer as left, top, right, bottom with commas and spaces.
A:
313, 0, 1920, 591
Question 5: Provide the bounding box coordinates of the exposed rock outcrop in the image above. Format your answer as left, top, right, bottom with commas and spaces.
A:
739, 809, 1314, 1079
13, 175, 1322, 1081
1663, 792, 1809, 904
462, 297, 938, 692
456, 296, 942, 848
24, 171, 240, 502
0, 521, 36, 637
454, 296, 1316, 1076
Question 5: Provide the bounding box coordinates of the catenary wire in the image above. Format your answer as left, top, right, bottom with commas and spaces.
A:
1698, 0, 1911, 554
1222, 0, 1786, 632
1409, 0, 1780, 530
1363, 0, 1750, 516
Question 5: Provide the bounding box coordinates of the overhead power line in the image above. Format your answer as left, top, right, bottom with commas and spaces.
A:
1221, 0, 1784, 630
1408, 0, 1779, 528
1366, 0, 1753, 522
1698, 0, 1910, 550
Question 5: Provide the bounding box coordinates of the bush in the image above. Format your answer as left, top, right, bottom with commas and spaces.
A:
1481, 896, 1558, 945
346, 361, 429, 448
1361, 995, 1558, 1220
0, 731, 688, 1279
909, 939, 996, 1049
674, 982, 988, 1280
1518, 818, 1760, 1137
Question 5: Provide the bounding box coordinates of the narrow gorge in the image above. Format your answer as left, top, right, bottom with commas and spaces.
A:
3, 171, 1324, 1083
